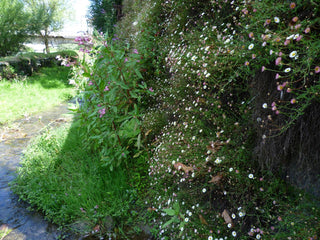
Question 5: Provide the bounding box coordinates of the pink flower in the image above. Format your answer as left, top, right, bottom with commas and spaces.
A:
279, 52, 283, 56
287, 88, 292, 93
261, 66, 266, 72
304, 27, 310, 33
284, 39, 290, 46
292, 16, 299, 22
315, 66, 320, 73
252, 54, 256, 59
244, 61, 249, 66
149, 87, 154, 92
98, 108, 106, 118
275, 73, 280, 79
290, 2, 296, 9
104, 86, 109, 91
290, 99, 296, 104
124, 57, 128, 63
133, 49, 139, 54
88, 81, 93, 86
277, 85, 284, 91
275, 57, 282, 65
295, 35, 303, 41
248, 32, 254, 38
295, 24, 301, 29
264, 19, 271, 26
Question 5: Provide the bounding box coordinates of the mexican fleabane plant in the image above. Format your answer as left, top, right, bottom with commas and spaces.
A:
78, 34, 154, 170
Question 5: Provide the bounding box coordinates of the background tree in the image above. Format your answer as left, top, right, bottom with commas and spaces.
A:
0, 0, 32, 57
24, 0, 70, 54
89, 0, 122, 34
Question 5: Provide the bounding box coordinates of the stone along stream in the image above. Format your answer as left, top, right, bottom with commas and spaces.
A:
0, 103, 74, 240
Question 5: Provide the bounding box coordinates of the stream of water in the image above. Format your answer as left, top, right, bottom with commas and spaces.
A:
0, 103, 74, 240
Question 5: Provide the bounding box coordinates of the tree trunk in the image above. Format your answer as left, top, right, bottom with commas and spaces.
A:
44, 29, 50, 54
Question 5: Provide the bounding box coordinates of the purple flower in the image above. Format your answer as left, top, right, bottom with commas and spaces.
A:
104, 86, 109, 91
88, 81, 93, 86
149, 87, 154, 92
261, 66, 266, 72
124, 58, 128, 63
98, 108, 106, 118
275, 57, 282, 66
133, 49, 139, 54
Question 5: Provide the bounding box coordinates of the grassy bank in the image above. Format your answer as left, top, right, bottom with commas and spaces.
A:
11, 121, 148, 239
0, 66, 75, 124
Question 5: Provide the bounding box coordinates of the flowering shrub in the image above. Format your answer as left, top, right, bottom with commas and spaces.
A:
77, 33, 154, 170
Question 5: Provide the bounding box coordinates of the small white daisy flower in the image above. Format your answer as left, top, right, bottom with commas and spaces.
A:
284, 68, 291, 73
248, 43, 254, 50
289, 51, 298, 58
215, 157, 222, 164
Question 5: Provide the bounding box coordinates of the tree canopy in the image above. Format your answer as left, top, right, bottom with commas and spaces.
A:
24, 0, 70, 53
0, 0, 32, 56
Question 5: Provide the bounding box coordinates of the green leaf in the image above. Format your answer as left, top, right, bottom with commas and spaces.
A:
173, 202, 180, 213
163, 208, 176, 216
134, 68, 143, 79
137, 133, 141, 150
133, 150, 143, 158
162, 216, 178, 228
130, 90, 138, 99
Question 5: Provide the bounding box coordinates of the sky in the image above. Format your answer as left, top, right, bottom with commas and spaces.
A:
58, 0, 91, 36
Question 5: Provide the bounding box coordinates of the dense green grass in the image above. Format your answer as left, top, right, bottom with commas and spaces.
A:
0, 66, 75, 124
11, 121, 140, 238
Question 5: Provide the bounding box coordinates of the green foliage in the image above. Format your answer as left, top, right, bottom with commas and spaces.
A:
11, 122, 132, 227
0, 0, 32, 56
89, 0, 122, 33
0, 65, 17, 80
11, 121, 150, 238
77, 33, 153, 170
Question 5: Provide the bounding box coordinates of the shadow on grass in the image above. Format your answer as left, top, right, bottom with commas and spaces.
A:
28, 66, 73, 89
10, 117, 150, 239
